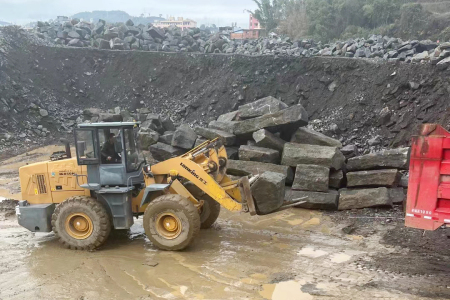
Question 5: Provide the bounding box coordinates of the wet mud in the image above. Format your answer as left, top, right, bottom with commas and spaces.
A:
0, 146, 449, 300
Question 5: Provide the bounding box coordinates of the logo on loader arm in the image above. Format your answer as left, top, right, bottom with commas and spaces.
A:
180, 162, 207, 185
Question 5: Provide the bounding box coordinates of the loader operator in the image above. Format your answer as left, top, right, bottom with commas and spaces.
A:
101, 133, 121, 164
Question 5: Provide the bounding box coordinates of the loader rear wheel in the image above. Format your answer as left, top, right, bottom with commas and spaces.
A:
143, 194, 200, 251
199, 196, 221, 229
52, 196, 111, 250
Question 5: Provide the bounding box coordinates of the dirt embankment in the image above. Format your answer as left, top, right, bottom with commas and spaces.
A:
2, 27, 450, 157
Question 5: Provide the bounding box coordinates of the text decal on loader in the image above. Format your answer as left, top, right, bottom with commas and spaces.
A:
180, 162, 207, 185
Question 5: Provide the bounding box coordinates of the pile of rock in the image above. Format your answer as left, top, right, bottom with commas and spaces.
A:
32, 17, 450, 66
34, 17, 227, 53
145, 95, 409, 212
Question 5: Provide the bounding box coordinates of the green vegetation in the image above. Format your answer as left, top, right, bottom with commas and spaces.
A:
251, 0, 450, 42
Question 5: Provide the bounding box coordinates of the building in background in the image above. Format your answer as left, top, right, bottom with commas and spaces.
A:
230, 15, 264, 40
230, 29, 261, 40
153, 17, 197, 30
249, 14, 262, 30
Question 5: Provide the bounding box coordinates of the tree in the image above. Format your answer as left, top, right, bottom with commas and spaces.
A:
249, 0, 285, 32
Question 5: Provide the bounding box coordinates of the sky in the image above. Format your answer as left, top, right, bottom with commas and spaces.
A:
0, 0, 258, 28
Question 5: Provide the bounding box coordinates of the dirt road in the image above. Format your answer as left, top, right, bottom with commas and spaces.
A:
0, 146, 449, 300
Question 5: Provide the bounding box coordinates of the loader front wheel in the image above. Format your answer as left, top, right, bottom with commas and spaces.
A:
199, 196, 221, 229
52, 196, 111, 250
143, 194, 200, 251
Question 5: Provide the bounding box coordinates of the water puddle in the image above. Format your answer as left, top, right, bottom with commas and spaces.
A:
298, 247, 328, 258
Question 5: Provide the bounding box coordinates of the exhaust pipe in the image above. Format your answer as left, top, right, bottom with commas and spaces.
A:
60, 138, 71, 158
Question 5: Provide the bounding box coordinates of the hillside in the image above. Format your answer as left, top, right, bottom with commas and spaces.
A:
2, 26, 450, 158
71, 10, 164, 24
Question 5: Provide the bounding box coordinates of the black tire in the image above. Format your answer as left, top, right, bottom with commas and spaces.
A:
200, 196, 221, 229
143, 194, 200, 251
51, 196, 111, 250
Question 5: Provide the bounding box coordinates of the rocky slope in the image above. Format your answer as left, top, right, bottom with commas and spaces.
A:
2, 26, 450, 157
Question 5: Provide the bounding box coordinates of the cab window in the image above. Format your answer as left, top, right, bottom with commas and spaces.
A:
99, 129, 123, 164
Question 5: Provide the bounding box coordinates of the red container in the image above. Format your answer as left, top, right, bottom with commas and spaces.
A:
406, 124, 450, 230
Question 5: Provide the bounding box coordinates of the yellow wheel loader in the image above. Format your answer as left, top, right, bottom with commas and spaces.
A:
16, 121, 273, 251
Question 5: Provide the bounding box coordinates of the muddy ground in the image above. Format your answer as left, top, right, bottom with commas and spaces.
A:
0, 145, 449, 300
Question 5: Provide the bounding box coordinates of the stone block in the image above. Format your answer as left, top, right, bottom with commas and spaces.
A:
217, 111, 239, 122
171, 124, 197, 149
194, 127, 236, 146
149, 142, 185, 161
281, 143, 345, 170
389, 187, 405, 204
347, 169, 401, 188
227, 160, 294, 185
252, 129, 286, 152
208, 120, 237, 134
329, 170, 344, 189
292, 164, 330, 192
233, 104, 308, 137
238, 96, 288, 119
338, 187, 392, 210
158, 131, 174, 145
251, 171, 285, 215
138, 129, 159, 149
290, 127, 342, 148
285, 188, 339, 210
239, 145, 280, 164
347, 148, 410, 171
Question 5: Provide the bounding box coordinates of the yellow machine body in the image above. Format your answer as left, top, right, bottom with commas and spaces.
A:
19, 140, 251, 215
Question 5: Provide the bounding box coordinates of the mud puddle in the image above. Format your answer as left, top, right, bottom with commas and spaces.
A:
0, 145, 449, 299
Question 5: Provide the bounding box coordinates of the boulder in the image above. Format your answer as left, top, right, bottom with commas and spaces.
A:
341, 144, 357, 159
290, 127, 342, 148
329, 170, 344, 189
389, 187, 405, 204
39, 109, 48, 117
347, 169, 401, 188
83, 108, 102, 117
138, 129, 159, 149
208, 120, 237, 134
238, 96, 288, 119
149, 142, 185, 161
226, 160, 294, 185
171, 124, 197, 149
226, 147, 239, 160
143, 114, 164, 134
158, 132, 174, 144
338, 187, 392, 210
68, 39, 83, 47
251, 171, 286, 215
194, 137, 208, 148
233, 104, 308, 137
217, 111, 239, 122
68, 31, 80, 39
281, 143, 345, 170
285, 189, 339, 210
147, 27, 165, 39
239, 145, 280, 164
347, 148, 410, 171
292, 164, 329, 192
252, 129, 286, 152
98, 39, 110, 49
161, 117, 176, 132
194, 127, 236, 146
98, 113, 122, 122
399, 174, 409, 187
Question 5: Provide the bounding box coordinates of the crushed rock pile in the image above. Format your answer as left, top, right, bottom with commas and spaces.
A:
32, 16, 450, 67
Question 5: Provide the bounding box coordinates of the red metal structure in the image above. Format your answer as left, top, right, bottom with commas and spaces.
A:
406, 124, 450, 230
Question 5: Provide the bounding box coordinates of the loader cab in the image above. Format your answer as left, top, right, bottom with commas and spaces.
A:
74, 122, 146, 190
